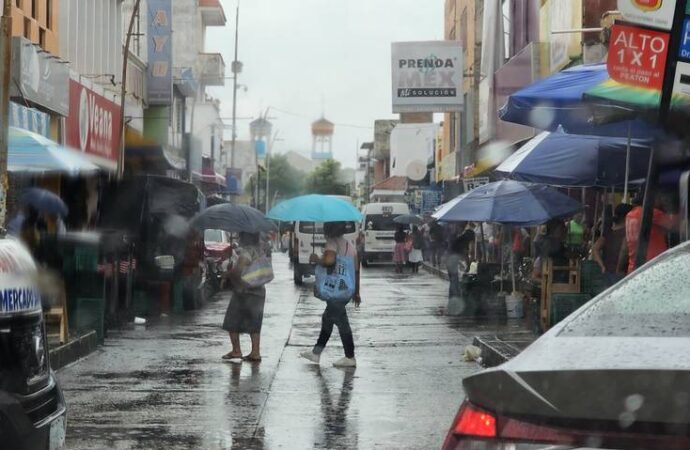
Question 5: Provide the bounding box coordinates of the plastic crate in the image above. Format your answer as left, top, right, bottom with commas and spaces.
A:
74, 247, 99, 273
550, 293, 592, 326
580, 260, 606, 296
71, 297, 105, 342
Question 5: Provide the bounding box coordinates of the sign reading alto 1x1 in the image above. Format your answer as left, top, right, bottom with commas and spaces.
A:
607, 23, 670, 90
391, 41, 463, 113
618, 0, 678, 30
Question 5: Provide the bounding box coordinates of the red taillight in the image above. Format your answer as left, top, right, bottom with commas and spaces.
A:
454, 402, 497, 438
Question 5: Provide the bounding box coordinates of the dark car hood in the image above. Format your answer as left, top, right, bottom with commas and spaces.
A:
464, 334, 690, 425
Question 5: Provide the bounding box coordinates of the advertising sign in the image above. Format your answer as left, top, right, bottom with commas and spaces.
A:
391, 41, 463, 113
607, 24, 670, 89
680, 17, 690, 59
463, 177, 490, 192
226, 168, 243, 194
10, 37, 69, 115
66, 80, 121, 164
147, 0, 173, 105
670, 61, 690, 112
618, 0, 677, 30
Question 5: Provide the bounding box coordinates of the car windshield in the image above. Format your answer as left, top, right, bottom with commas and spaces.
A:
366, 214, 401, 231
561, 247, 690, 337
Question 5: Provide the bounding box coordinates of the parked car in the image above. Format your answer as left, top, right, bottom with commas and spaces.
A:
0, 238, 67, 450
443, 241, 690, 450
204, 229, 234, 291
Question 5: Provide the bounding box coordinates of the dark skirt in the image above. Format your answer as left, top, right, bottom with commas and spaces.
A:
222, 287, 266, 334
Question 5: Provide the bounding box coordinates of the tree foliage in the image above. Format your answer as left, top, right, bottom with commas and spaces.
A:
305, 159, 349, 196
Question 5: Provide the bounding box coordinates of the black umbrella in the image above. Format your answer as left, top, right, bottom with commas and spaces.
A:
20, 188, 68, 216
191, 204, 276, 233
393, 214, 424, 225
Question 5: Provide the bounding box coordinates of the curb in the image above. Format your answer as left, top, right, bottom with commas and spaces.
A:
421, 262, 449, 280
472, 335, 521, 367
50, 330, 98, 370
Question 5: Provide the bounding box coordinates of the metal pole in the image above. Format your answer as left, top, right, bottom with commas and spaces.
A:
116, 0, 142, 179
0, 0, 11, 226
266, 130, 279, 213
623, 122, 632, 202
230, 2, 240, 170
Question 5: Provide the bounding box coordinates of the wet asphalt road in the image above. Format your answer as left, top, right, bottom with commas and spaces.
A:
58, 253, 482, 449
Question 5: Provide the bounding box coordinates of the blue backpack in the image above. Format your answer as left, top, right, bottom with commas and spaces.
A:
314, 241, 356, 302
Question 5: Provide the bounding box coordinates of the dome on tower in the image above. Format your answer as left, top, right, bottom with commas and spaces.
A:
311, 117, 334, 136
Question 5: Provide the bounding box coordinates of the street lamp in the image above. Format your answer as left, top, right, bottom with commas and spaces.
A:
229, 1, 242, 172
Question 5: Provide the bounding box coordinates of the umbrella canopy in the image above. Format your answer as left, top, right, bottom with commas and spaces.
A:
9, 127, 100, 175
499, 64, 656, 138
432, 180, 581, 226
191, 204, 276, 233
20, 188, 68, 217
267, 194, 363, 222
496, 129, 652, 187
393, 214, 424, 225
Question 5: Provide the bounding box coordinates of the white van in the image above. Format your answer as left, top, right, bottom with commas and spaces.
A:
292, 196, 358, 285
361, 202, 410, 265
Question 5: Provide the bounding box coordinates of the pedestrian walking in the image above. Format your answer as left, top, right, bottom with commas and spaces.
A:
446, 223, 476, 300
622, 195, 675, 273
429, 220, 444, 267
592, 204, 630, 287
221, 232, 270, 363
300, 222, 360, 368
408, 226, 424, 273
393, 224, 407, 273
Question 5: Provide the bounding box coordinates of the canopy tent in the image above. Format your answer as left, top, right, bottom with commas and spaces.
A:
496, 129, 652, 187
8, 127, 99, 175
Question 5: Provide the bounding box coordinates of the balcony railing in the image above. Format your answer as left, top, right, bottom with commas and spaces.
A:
199, 52, 226, 87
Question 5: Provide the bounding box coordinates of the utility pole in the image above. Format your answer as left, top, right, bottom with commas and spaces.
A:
0, 0, 11, 226
230, 1, 240, 170
117, 0, 143, 179
265, 129, 279, 213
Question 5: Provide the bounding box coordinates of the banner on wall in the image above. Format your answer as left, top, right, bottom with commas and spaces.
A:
147, 0, 173, 105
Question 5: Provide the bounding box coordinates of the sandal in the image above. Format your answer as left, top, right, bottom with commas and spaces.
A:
242, 354, 262, 362
222, 352, 243, 360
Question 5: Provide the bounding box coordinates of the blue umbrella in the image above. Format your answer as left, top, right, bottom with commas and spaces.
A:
20, 188, 68, 217
191, 203, 276, 233
9, 127, 99, 175
267, 194, 363, 222
495, 129, 652, 187
499, 64, 657, 138
432, 180, 581, 226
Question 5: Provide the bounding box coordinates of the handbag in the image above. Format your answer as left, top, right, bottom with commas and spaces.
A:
314, 242, 356, 302
240, 251, 274, 288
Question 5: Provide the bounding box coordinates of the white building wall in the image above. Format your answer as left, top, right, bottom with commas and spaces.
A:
389, 123, 439, 178
61, 0, 123, 85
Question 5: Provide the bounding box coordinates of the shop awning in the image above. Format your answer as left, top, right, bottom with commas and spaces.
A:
125, 128, 186, 174
8, 127, 99, 175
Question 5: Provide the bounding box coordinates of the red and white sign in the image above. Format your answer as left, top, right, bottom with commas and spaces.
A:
66, 80, 122, 164
618, 0, 677, 30
607, 24, 670, 90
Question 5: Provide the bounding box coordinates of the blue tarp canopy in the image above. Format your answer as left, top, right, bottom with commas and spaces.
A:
8, 127, 99, 175
495, 129, 652, 187
498, 64, 657, 138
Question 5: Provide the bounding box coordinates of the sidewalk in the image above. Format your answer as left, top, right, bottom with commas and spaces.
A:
421, 261, 537, 367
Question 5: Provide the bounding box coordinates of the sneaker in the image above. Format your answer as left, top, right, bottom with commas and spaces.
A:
333, 357, 356, 368
300, 350, 321, 364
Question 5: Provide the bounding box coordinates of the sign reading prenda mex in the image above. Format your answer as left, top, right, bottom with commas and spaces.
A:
391, 41, 463, 113
397, 56, 457, 98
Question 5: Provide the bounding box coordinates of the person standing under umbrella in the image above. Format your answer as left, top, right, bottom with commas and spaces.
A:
408, 226, 424, 273
222, 232, 269, 363
393, 224, 407, 273
301, 222, 360, 368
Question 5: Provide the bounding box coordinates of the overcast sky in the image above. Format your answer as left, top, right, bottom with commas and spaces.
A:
205, 0, 443, 169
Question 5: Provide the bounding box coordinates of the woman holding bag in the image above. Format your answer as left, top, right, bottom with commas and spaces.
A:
300, 221, 360, 368
221, 232, 271, 363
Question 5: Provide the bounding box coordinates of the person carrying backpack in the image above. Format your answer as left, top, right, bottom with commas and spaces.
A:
300, 221, 360, 368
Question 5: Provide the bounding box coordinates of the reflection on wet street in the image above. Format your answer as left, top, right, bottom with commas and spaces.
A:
58, 254, 479, 449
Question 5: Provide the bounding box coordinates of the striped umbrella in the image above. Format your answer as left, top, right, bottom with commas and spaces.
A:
8, 127, 99, 175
